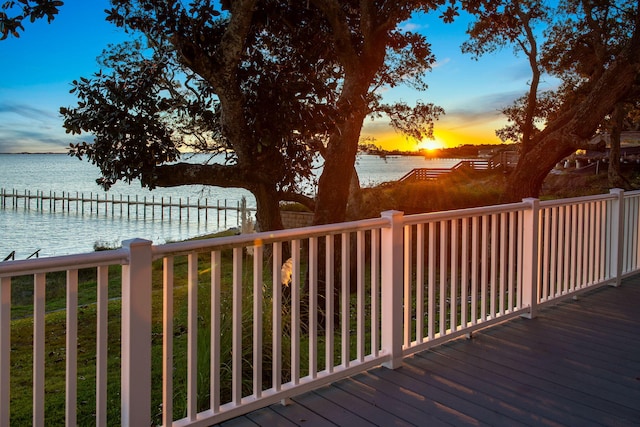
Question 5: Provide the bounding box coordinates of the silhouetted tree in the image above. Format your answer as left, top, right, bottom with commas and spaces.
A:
62, 1, 449, 230
464, 0, 640, 200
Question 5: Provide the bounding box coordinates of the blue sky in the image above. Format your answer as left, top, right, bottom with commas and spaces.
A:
0, 2, 553, 153
0, 0, 127, 153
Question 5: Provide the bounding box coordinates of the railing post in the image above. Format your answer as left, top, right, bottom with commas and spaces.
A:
0, 277, 10, 427
521, 198, 540, 319
381, 210, 404, 369
609, 188, 625, 287
121, 239, 153, 426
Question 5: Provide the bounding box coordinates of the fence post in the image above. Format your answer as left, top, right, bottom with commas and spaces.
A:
0, 277, 10, 427
381, 210, 404, 369
521, 198, 540, 319
609, 188, 625, 287
121, 238, 153, 426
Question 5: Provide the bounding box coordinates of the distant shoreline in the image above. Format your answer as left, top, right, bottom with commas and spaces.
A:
0, 152, 67, 155
0, 142, 515, 157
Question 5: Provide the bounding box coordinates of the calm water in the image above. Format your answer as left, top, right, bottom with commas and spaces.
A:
0, 153, 457, 258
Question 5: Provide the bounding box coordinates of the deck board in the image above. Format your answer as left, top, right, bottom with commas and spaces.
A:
246, 407, 299, 427
216, 278, 640, 426
334, 375, 454, 427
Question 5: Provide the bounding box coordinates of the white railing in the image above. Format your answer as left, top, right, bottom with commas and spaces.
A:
1, 189, 638, 426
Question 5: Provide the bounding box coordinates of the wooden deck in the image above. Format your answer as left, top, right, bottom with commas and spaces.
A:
218, 277, 640, 427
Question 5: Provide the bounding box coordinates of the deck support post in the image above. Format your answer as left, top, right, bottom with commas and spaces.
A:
381, 210, 404, 369
610, 189, 625, 287
121, 239, 153, 427
521, 198, 540, 319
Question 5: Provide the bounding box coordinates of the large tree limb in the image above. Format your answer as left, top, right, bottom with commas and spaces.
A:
153, 162, 248, 189
309, 0, 357, 69
278, 191, 316, 211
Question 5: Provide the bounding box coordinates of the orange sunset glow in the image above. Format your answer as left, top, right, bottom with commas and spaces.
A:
417, 137, 445, 151
361, 118, 506, 152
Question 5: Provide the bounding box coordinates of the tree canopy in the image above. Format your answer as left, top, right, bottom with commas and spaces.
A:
61, 0, 449, 230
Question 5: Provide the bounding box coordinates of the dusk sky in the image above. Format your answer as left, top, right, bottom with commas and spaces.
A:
0, 1, 556, 153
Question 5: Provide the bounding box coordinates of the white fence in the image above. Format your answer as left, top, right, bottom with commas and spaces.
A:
1, 189, 639, 426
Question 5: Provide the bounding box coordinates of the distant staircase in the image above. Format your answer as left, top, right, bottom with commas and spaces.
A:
399, 150, 518, 182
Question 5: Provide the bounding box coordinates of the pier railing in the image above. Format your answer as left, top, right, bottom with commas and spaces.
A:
0, 189, 638, 426
0, 187, 254, 225
400, 151, 519, 181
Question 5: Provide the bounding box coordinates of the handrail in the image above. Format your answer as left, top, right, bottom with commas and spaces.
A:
0, 247, 129, 276
152, 216, 390, 258
539, 191, 618, 208
405, 200, 529, 224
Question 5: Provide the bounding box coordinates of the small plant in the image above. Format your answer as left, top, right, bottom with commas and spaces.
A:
240, 196, 256, 235
93, 240, 120, 251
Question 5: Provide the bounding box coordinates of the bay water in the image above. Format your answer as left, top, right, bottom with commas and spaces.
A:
0, 153, 458, 258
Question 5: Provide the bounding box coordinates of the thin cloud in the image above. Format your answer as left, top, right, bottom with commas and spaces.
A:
363, 90, 517, 135
0, 126, 83, 153
363, 119, 395, 133
401, 22, 424, 32
504, 61, 535, 82
0, 102, 58, 123
440, 110, 504, 131
0, 100, 78, 152
432, 57, 451, 68
448, 90, 523, 114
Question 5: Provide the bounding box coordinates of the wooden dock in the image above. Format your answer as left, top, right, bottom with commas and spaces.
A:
218, 277, 640, 426
0, 187, 253, 225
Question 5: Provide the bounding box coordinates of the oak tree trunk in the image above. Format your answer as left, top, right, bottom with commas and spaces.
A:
608, 103, 627, 189
252, 183, 284, 232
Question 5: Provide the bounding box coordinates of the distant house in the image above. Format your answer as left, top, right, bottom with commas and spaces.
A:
557, 131, 640, 172
588, 130, 640, 148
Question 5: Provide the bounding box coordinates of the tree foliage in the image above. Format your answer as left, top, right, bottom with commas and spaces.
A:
543, 0, 640, 189
464, 0, 550, 154
495, 91, 558, 144
63, 42, 182, 190
0, 0, 63, 39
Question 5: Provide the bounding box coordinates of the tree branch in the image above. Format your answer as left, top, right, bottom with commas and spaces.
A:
278, 191, 316, 211
309, 0, 358, 69
153, 162, 248, 189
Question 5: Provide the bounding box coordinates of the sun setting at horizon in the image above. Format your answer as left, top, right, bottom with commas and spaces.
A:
417, 138, 444, 151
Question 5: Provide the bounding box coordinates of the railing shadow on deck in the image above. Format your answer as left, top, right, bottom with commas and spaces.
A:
1, 188, 639, 426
